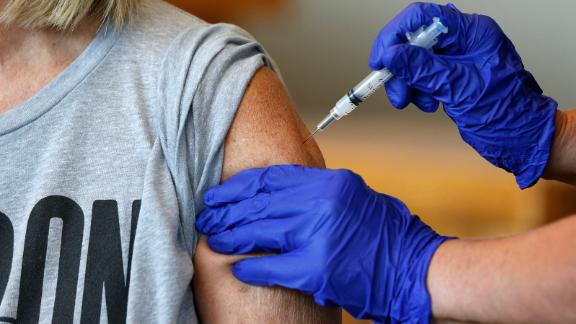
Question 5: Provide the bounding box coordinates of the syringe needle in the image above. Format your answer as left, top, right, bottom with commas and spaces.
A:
303, 129, 320, 144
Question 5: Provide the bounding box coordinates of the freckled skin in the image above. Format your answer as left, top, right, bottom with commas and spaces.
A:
193, 67, 340, 323
219, 67, 324, 180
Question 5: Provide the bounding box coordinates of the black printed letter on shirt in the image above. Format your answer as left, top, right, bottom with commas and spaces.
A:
81, 200, 140, 324
18, 196, 84, 324
0, 212, 13, 304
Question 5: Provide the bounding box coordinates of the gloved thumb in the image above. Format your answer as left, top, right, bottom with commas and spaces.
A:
232, 252, 310, 292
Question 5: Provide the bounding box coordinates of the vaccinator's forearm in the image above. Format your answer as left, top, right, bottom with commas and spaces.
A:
543, 110, 576, 185
428, 215, 576, 323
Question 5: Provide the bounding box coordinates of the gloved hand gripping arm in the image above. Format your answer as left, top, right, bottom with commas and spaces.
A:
197, 165, 576, 323
197, 165, 451, 323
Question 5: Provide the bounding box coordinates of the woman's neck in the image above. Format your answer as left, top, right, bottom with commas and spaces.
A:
0, 16, 101, 113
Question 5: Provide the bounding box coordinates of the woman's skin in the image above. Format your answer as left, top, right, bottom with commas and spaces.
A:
193, 67, 339, 323
0, 9, 100, 113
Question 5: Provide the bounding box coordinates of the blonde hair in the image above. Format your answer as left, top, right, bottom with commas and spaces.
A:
0, 0, 142, 30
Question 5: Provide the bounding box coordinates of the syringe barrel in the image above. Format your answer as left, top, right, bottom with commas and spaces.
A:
330, 18, 448, 120
331, 69, 393, 119
316, 18, 447, 134
353, 69, 394, 102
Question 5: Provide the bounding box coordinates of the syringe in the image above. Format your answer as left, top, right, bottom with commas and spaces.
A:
304, 18, 448, 143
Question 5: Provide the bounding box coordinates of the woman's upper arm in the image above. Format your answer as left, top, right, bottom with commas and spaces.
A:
220, 67, 325, 179
193, 67, 340, 323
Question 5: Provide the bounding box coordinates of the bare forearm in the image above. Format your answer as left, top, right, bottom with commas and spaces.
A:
428, 215, 576, 323
543, 110, 576, 185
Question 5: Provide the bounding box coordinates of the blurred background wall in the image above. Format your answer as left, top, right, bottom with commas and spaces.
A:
168, 1, 576, 323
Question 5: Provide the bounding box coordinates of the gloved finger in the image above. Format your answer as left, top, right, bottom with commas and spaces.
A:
378, 44, 479, 104
232, 250, 312, 293
384, 73, 439, 112
203, 168, 267, 207
412, 91, 440, 113
207, 217, 301, 255
196, 192, 271, 235
198, 189, 314, 235
369, 2, 463, 70
384, 78, 412, 109
204, 165, 323, 207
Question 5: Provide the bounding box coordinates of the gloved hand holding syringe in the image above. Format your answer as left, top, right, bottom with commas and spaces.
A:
304, 17, 448, 143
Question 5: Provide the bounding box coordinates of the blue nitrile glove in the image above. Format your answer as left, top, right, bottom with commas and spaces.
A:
369, 3, 558, 189
196, 165, 452, 323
